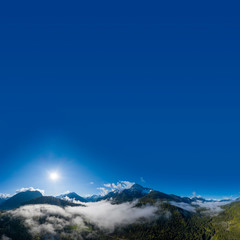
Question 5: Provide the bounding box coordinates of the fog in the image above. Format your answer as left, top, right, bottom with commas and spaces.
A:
6, 200, 158, 238
170, 199, 232, 215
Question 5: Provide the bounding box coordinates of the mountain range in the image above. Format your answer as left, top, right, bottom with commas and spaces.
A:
0, 190, 42, 210
0, 183, 240, 240
0, 183, 234, 210
0, 194, 9, 205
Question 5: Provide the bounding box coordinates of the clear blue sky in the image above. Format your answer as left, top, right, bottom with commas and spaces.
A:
0, 1, 240, 198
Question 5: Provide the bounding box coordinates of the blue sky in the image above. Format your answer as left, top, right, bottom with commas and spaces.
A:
0, 1, 240, 198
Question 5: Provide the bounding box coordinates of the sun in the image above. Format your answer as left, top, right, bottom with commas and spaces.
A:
49, 172, 59, 181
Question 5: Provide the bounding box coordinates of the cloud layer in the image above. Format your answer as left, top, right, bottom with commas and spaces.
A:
170, 199, 233, 215
1, 235, 12, 240
98, 180, 135, 196
6, 200, 158, 238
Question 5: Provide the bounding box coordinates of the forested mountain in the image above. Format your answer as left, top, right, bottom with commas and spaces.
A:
0, 185, 240, 239
22, 196, 82, 207
0, 191, 42, 210
57, 192, 88, 203
0, 195, 8, 205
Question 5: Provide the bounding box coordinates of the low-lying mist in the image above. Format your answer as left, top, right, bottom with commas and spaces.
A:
5, 200, 158, 238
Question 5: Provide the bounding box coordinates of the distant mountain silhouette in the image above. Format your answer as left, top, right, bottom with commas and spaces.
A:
22, 196, 83, 207
99, 183, 152, 203
85, 194, 101, 202
94, 184, 207, 205
0, 191, 42, 210
57, 192, 87, 202
0, 196, 9, 205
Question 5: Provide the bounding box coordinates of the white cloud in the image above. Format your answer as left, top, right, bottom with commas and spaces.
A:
84, 194, 93, 197
103, 183, 111, 188
68, 200, 158, 232
111, 181, 135, 190
56, 190, 71, 197
97, 187, 110, 196
189, 192, 202, 199
6, 200, 158, 238
170, 199, 233, 215
61, 196, 84, 205
16, 187, 45, 195
97, 181, 134, 196
0, 193, 10, 199
1, 235, 12, 240
140, 177, 146, 183
169, 201, 196, 212
99, 181, 135, 195
192, 200, 233, 215
90, 182, 94, 185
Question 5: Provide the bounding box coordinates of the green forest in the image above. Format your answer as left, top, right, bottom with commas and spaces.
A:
1, 200, 240, 240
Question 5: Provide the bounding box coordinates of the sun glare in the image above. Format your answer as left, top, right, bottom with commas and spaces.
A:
49, 172, 59, 181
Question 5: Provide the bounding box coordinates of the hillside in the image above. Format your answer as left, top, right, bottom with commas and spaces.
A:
57, 192, 87, 202
22, 196, 83, 207
1, 185, 240, 239
0, 191, 42, 210
211, 200, 240, 239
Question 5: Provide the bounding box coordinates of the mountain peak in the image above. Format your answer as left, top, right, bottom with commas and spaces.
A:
130, 183, 152, 194
131, 183, 144, 189
0, 193, 10, 199
66, 192, 78, 197
0, 190, 43, 210
57, 192, 87, 203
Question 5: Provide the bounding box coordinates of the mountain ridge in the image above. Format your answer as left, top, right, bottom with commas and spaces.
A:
57, 192, 87, 202
22, 196, 83, 207
0, 184, 237, 211
0, 191, 42, 210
